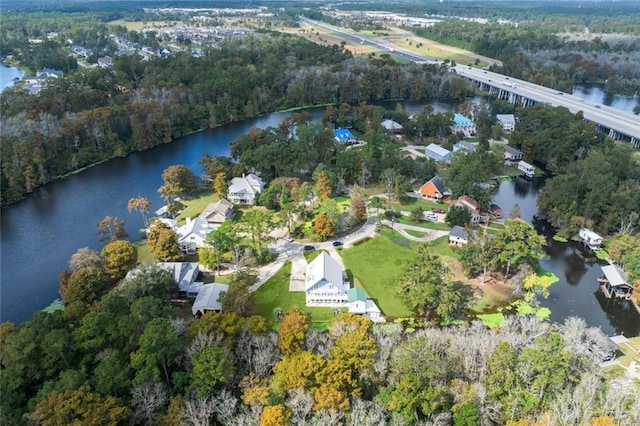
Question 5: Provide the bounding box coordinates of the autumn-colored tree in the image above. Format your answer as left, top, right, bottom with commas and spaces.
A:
260, 404, 291, 426
101, 240, 137, 281
277, 308, 311, 357
212, 171, 228, 199
158, 165, 198, 201
315, 171, 332, 202
147, 223, 182, 261
25, 385, 131, 426
187, 312, 244, 349
272, 351, 325, 392
96, 215, 128, 243
61, 266, 109, 306
68, 247, 102, 272
157, 396, 186, 426
128, 196, 151, 227
350, 192, 367, 221
313, 213, 335, 240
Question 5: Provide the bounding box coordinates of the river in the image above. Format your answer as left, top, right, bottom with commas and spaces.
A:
2, 94, 638, 334
493, 178, 640, 337
0, 64, 24, 92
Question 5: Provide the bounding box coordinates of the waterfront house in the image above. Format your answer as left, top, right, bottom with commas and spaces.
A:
451, 114, 476, 136
449, 225, 469, 245
579, 228, 603, 251
425, 143, 453, 163
496, 114, 516, 132
418, 175, 449, 200
347, 287, 382, 320
381, 119, 403, 133
518, 161, 535, 179
599, 264, 633, 299
454, 195, 486, 225
504, 145, 523, 162
306, 252, 349, 307
176, 217, 217, 254
490, 203, 503, 219
227, 173, 264, 205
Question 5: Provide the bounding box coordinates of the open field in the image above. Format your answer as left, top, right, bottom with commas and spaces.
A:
175, 190, 218, 224
108, 19, 180, 31
281, 23, 381, 55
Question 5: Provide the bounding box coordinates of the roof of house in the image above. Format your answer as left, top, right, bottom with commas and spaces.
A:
425, 143, 452, 160
156, 262, 200, 292
453, 113, 475, 127
334, 128, 355, 143
347, 287, 367, 302
306, 251, 345, 292
580, 228, 602, 241
456, 195, 479, 211
176, 217, 215, 243
191, 283, 229, 314
504, 145, 523, 156
422, 175, 447, 194
365, 299, 381, 314
200, 199, 233, 223
450, 225, 469, 240
453, 141, 478, 152
228, 173, 264, 195
381, 119, 403, 130
496, 114, 516, 125
601, 265, 629, 287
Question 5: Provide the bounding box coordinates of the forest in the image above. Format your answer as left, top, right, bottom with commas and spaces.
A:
0, 23, 472, 207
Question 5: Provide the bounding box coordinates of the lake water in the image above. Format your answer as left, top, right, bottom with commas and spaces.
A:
0, 65, 24, 92
572, 85, 639, 113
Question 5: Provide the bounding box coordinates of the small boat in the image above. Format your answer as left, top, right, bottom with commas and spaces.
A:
490, 203, 503, 219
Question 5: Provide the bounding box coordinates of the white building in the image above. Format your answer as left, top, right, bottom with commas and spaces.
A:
449, 225, 469, 245
381, 119, 403, 133
518, 161, 535, 179
157, 262, 203, 296
199, 199, 234, 224
425, 143, 453, 163
191, 283, 229, 316
496, 114, 516, 132
347, 287, 382, 319
305, 252, 349, 307
228, 173, 265, 205
579, 228, 603, 251
176, 217, 217, 254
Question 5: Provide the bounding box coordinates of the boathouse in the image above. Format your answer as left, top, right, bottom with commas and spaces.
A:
599, 264, 633, 300
518, 161, 535, 179
579, 228, 603, 251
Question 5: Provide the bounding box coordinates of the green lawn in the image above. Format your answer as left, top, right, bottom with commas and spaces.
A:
175, 189, 217, 224
253, 262, 338, 323
391, 198, 446, 213
405, 229, 428, 238
134, 240, 156, 263
428, 236, 460, 259
342, 231, 415, 318
394, 216, 451, 231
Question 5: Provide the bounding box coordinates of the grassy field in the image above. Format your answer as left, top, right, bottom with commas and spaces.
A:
405, 229, 428, 238
253, 262, 338, 324
175, 190, 218, 224
108, 19, 179, 31
342, 229, 415, 317
395, 216, 451, 231
391, 197, 446, 213
134, 240, 156, 263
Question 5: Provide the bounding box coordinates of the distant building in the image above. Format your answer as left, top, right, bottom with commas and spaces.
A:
418, 175, 449, 200
36, 68, 63, 79
453, 141, 478, 153
381, 119, 403, 133
454, 195, 486, 225
496, 114, 516, 132
425, 143, 453, 163
451, 114, 476, 136
504, 145, 523, 162
227, 173, 265, 205
155, 262, 203, 297
97, 56, 113, 68
334, 128, 356, 144
176, 217, 217, 254
449, 225, 469, 245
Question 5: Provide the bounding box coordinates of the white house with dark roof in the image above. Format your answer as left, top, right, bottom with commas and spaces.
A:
199, 199, 234, 224
191, 283, 229, 316
504, 145, 523, 162
228, 173, 264, 205
496, 114, 516, 132
305, 252, 349, 307
599, 264, 633, 299
579, 228, 603, 251
449, 225, 469, 245
425, 143, 453, 163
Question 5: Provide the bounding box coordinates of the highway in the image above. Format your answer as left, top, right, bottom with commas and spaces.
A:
300, 17, 639, 141
454, 65, 640, 141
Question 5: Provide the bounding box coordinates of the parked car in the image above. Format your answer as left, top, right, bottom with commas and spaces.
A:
284, 236, 294, 242
332, 241, 343, 247
303, 245, 315, 251
432, 208, 445, 214
425, 213, 438, 221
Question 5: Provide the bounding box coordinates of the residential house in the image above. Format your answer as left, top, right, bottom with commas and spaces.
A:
496, 114, 516, 132
156, 262, 203, 297
454, 195, 486, 225
381, 119, 403, 133
97, 56, 113, 68
199, 199, 234, 225
425, 143, 453, 163
599, 264, 633, 299
451, 114, 476, 136
453, 141, 478, 153
518, 161, 535, 179
579, 228, 603, 251
334, 128, 356, 144
176, 217, 217, 254
418, 175, 449, 201
449, 225, 469, 245
228, 173, 265, 205
191, 283, 229, 316
347, 287, 382, 320
306, 252, 349, 307
36, 68, 63, 79
504, 145, 523, 162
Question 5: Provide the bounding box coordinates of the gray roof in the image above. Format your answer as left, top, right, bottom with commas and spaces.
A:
449, 225, 468, 240
191, 283, 229, 314
381, 119, 403, 130
504, 145, 523, 156
601, 264, 628, 287
306, 251, 345, 291
428, 175, 447, 194
496, 114, 516, 125
425, 143, 452, 162
200, 199, 233, 223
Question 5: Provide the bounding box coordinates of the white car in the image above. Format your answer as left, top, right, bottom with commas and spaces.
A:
425, 213, 438, 221
284, 236, 294, 242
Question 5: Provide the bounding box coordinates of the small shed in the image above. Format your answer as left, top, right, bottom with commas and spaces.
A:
579, 228, 603, 251
191, 283, 229, 316
347, 287, 367, 314
599, 265, 632, 299
449, 225, 469, 245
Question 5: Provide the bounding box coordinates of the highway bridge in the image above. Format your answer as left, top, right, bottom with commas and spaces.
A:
300, 17, 639, 146
454, 66, 640, 147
